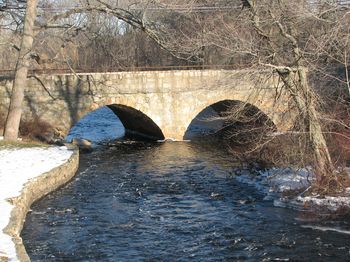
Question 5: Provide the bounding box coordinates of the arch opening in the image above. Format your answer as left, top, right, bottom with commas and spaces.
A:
66, 106, 124, 143
184, 100, 276, 145
108, 104, 164, 140
66, 105, 164, 143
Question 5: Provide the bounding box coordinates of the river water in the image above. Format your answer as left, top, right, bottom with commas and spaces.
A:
21, 107, 350, 261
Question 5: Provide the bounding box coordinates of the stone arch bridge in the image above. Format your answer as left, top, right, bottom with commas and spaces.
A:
0, 69, 296, 140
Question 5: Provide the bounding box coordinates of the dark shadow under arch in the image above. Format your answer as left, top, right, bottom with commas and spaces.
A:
184, 100, 276, 141
108, 104, 164, 140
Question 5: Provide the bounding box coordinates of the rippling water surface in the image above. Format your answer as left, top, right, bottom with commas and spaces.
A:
21, 108, 350, 261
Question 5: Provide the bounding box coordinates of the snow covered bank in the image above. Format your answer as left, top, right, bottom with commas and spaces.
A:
234, 167, 350, 213
0, 146, 76, 261
234, 167, 313, 199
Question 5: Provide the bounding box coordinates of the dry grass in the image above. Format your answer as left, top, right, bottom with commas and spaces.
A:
0, 111, 59, 144
321, 100, 350, 167
19, 118, 55, 142
327, 131, 350, 167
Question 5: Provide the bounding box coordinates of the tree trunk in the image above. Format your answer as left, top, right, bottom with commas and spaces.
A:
279, 68, 335, 188
297, 69, 335, 186
3, 0, 38, 141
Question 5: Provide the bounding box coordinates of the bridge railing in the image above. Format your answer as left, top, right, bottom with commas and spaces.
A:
0, 64, 244, 77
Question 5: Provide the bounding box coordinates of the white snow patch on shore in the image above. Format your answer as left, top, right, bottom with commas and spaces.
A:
234, 167, 350, 213
296, 195, 350, 212
301, 225, 350, 235
265, 168, 313, 192
234, 167, 314, 200
0, 146, 73, 261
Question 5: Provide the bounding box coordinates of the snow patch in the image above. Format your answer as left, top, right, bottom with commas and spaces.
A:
296, 195, 350, 212
0, 146, 73, 261
234, 167, 313, 200
301, 225, 350, 235
234, 167, 350, 213
266, 168, 313, 192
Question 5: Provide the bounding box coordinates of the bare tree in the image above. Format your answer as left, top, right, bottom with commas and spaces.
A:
232, 0, 345, 191
127, 0, 349, 191
3, 0, 38, 141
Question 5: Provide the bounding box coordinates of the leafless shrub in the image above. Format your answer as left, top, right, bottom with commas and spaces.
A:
322, 101, 350, 167
220, 108, 312, 170
19, 118, 61, 143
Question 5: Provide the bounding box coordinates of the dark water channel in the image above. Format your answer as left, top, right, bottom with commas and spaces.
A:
21, 108, 350, 261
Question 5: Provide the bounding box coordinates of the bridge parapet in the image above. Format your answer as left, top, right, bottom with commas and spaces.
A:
0, 69, 297, 140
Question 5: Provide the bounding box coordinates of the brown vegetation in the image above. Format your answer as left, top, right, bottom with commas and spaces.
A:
1, 110, 60, 143
325, 106, 350, 167
19, 118, 57, 143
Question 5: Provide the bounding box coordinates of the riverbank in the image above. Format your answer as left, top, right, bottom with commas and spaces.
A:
0, 144, 79, 261
235, 167, 350, 216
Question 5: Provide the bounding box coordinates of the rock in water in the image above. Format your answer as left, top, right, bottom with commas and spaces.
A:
71, 138, 92, 152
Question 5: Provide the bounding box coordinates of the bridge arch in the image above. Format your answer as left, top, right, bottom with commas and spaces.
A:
69, 98, 165, 141
183, 99, 277, 140
180, 83, 294, 140
107, 104, 164, 140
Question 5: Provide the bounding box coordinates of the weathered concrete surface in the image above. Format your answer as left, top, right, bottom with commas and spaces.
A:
2, 146, 79, 262
0, 70, 296, 140
0, 254, 7, 261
